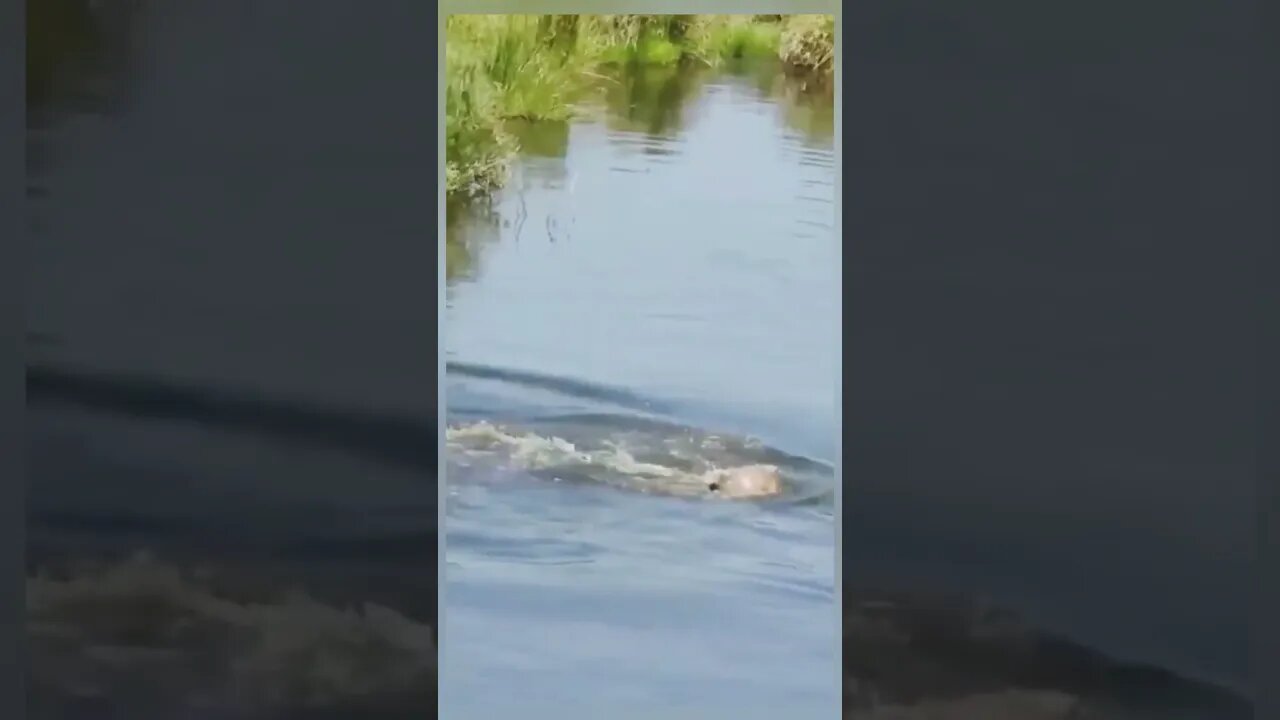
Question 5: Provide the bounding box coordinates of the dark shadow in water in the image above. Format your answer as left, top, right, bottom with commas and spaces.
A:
445, 197, 502, 284
447, 361, 674, 416
777, 74, 836, 145
506, 117, 571, 159
600, 60, 710, 140
711, 57, 835, 145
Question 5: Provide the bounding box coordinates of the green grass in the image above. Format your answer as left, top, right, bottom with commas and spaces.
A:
445, 15, 584, 197
445, 14, 835, 200
701, 17, 783, 62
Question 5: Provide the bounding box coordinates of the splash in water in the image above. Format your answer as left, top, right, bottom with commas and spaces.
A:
446, 420, 786, 499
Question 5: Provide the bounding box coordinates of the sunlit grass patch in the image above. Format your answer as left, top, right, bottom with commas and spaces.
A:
779, 14, 835, 73
598, 34, 682, 65
445, 15, 585, 196
700, 16, 783, 62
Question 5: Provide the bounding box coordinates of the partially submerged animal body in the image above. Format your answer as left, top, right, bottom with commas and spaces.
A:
446, 420, 786, 500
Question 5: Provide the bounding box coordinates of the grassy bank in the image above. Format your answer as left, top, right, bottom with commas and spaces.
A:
446, 14, 834, 199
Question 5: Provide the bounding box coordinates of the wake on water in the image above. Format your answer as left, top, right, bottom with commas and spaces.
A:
445, 362, 834, 505
445, 414, 834, 504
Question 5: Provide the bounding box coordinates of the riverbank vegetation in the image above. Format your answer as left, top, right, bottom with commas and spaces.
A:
446, 14, 835, 199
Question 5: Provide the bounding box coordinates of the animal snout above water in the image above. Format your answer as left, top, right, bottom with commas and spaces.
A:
703, 464, 782, 499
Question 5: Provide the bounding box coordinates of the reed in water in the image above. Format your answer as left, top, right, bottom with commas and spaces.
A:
445, 14, 835, 199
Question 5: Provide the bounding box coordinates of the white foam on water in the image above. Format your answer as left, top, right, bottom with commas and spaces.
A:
446, 420, 782, 498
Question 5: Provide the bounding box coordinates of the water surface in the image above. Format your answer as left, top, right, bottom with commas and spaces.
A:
443, 60, 839, 717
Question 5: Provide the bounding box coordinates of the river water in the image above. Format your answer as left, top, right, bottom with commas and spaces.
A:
442, 61, 839, 717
